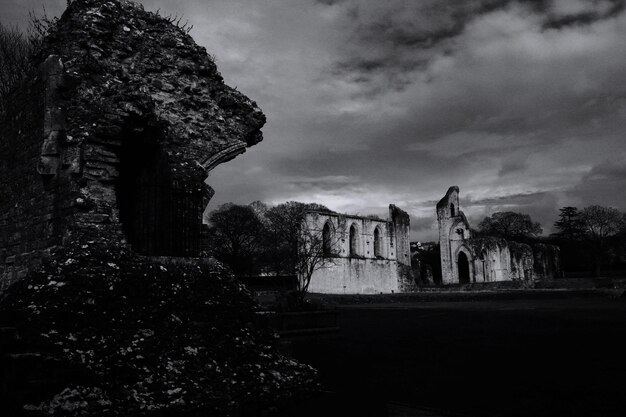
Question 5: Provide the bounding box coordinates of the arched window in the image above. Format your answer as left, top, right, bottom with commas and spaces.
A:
450, 203, 456, 217
373, 227, 382, 257
322, 222, 332, 255
349, 224, 358, 257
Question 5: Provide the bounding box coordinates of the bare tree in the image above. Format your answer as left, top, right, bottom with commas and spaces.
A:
0, 23, 33, 114
0, 7, 59, 115
262, 202, 339, 305
580, 205, 625, 276
294, 217, 340, 302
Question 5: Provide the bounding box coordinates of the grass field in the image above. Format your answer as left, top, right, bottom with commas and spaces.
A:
285, 294, 626, 416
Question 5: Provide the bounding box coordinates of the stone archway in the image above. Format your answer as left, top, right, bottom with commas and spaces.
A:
458, 252, 470, 284
115, 126, 205, 257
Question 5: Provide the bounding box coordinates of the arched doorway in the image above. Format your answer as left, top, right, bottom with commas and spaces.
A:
115, 126, 205, 257
457, 252, 470, 284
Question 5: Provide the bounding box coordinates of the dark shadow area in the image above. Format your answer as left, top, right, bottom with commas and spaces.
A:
115, 126, 206, 257
458, 252, 470, 284
287, 297, 626, 417
116, 128, 176, 256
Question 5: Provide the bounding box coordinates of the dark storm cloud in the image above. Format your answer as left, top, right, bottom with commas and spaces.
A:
543, 0, 625, 29
466, 191, 551, 207
566, 160, 626, 208
324, 0, 626, 96
3, 0, 626, 242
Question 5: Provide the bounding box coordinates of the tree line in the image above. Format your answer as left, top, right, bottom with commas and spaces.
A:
471, 206, 626, 276
210, 202, 626, 285
205, 201, 340, 302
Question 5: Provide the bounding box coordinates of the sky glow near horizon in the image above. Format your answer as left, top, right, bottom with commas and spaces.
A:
3, 0, 626, 241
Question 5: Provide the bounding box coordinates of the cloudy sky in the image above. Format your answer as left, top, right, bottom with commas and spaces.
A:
3, 0, 626, 241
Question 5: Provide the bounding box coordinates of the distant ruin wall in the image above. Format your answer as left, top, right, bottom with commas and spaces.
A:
308, 258, 400, 294
437, 186, 561, 284
304, 206, 413, 294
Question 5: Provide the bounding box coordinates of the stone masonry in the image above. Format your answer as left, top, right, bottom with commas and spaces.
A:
0, 0, 265, 291
303, 205, 415, 294
437, 186, 561, 284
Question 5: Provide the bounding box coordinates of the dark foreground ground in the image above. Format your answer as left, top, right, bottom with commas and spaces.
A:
283, 293, 626, 417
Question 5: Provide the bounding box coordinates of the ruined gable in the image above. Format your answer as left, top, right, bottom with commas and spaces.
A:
437, 186, 561, 284
0, 0, 265, 289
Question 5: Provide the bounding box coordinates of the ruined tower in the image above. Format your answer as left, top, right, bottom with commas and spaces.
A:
437, 186, 561, 284
437, 186, 472, 284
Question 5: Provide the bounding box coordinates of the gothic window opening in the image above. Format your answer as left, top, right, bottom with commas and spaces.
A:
450, 203, 456, 217
374, 227, 382, 257
322, 222, 332, 256
349, 224, 358, 257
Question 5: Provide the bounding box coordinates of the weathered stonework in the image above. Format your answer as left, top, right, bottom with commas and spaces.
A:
303, 205, 414, 294
437, 186, 561, 284
0, 0, 265, 290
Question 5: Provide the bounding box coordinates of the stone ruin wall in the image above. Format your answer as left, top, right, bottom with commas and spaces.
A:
438, 186, 561, 285
0, 0, 265, 291
305, 205, 415, 294
0, 61, 63, 291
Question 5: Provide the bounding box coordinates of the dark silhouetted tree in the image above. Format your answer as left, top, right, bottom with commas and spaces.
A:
263, 202, 337, 303
206, 204, 265, 277
262, 201, 330, 276
478, 211, 542, 240
554, 206, 585, 240
580, 205, 625, 276
0, 23, 33, 114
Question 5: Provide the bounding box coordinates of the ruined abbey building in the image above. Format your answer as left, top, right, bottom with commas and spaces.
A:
0, 0, 265, 289
304, 205, 414, 294
437, 187, 561, 285
0, 1, 316, 414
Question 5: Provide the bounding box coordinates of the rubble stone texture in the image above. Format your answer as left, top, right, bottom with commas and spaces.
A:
0, 1, 317, 416
437, 186, 561, 285
0, 0, 265, 289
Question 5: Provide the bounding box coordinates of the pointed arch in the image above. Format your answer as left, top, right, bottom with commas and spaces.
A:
373, 226, 382, 257
322, 221, 332, 255
349, 223, 358, 257
457, 252, 470, 284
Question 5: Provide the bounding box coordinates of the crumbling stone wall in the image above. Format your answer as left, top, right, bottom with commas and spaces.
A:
0, 0, 265, 290
437, 186, 561, 284
304, 205, 414, 294
0, 59, 73, 291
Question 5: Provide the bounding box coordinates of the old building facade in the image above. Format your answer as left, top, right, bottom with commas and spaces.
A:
303, 205, 414, 294
437, 186, 561, 284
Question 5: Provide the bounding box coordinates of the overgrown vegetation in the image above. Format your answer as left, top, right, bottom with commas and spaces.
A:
205, 201, 339, 306
0, 6, 58, 114
0, 23, 33, 115
476, 211, 543, 240
0, 227, 317, 415
553, 205, 626, 276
